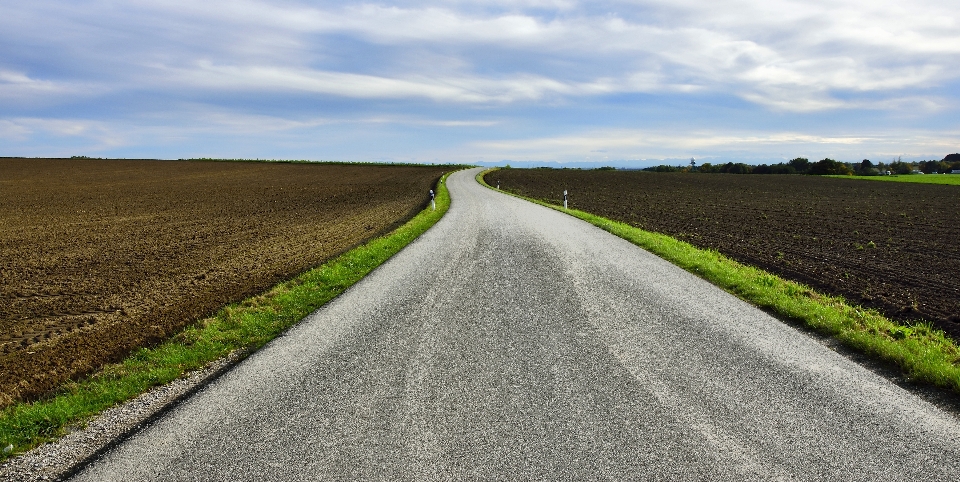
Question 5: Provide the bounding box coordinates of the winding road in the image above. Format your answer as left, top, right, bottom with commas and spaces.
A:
72, 167, 960, 480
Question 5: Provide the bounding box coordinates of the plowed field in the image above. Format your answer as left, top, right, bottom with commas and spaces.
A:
487, 169, 960, 341
0, 159, 448, 407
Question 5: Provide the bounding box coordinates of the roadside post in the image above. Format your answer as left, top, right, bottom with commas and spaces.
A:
430, 189, 436, 210
563, 190, 568, 209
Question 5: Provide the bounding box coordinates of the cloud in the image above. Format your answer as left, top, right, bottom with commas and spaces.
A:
0, 119, 32, 140
474, 130, 874, 152
158, 62, 639, 103
168, 108, 500, 132
1, 1, 958, 160
0, 117, 126, 152
6, 1, 959, 111
0, 70, 101, 103
469, 127, 960, 161
248, 2, 960, 110
0, 108, 498, 152
2, 117, 102, 137
360, 116, 499, 127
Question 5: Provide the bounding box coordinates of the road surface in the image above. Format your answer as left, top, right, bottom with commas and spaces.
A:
72, 167, 960, 480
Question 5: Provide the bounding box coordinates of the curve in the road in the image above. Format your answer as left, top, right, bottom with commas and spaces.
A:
72, 167, 960, 481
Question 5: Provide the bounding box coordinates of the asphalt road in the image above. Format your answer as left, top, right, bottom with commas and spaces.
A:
72, 168, 960, 480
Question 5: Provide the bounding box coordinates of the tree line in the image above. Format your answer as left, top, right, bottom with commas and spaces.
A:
641, 155, 960, 175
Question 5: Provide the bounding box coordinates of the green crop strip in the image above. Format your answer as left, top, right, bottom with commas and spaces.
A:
826, 174, 960, 185
0, 171, 456, 462
478, 168, 960, 395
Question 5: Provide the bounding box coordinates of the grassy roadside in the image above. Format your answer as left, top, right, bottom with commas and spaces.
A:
0, 171, 456, 462
826, 174, 960, 185
478, 168, 960, 394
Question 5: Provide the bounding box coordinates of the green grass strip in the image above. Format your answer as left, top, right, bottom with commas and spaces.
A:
478, 168, 960, 394
825, 174, 960, 185
0, 171, 456, 461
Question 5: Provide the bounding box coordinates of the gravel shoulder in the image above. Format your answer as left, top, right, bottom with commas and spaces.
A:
0, 351, 244, 481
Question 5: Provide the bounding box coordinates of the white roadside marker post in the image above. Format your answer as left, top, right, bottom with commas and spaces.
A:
497, 181, 500, 190
430, 189, 436, 210
563, 190, 568, 209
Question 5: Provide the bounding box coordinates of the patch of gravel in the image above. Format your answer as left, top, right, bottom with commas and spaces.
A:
0, 350, 246, 482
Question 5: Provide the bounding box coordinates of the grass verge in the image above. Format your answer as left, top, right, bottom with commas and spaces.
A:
826, 174, 960, 185
478, 168, 960, 394
0, 171, 455, 462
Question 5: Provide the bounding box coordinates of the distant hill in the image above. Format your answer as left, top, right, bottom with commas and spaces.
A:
943, 153, 960, 163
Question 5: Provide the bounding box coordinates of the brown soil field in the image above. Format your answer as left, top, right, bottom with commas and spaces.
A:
487, 169, 960, 341
0, 159, 448, 408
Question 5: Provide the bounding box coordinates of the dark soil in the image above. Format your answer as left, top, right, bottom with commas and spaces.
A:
488, 169, 960, 341
0, 159, 448, 408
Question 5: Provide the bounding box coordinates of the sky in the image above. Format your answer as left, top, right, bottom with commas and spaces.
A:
1, 0, 959, 166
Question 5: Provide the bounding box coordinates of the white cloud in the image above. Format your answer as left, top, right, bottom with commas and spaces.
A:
470, 130, 863, 157
5, 117, 99, 136
0, 108, 499, 150
469, 127, 960, 161
0, 117, 126, 150
1, 0, 958, 160
158, 62, 638, 103
6, 1, 959, 111
360, 116, 499, 127
163, 108, 500, 132
218, 1, 960, 110
0, 119, 32, 140
0, 70, 98, 102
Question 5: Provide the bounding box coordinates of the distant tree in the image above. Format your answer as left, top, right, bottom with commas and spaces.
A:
856, 159, 879, 175
889, 157, 913, 174
788, 157, 810, 173
718, 162, 753, 174
643, 164, 684, 172
918, 160, 947, 173
697, 162, 719, 173
769, 163, 796, 174
942, 153, 960, 164
809, 158, 852, 175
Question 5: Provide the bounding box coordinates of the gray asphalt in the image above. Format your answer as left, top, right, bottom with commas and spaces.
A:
72, 167, 960, 481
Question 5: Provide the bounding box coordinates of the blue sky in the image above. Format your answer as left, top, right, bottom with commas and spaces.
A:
1, 0, 958, 166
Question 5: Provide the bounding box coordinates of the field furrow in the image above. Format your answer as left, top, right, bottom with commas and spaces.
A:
0, 159, 448, 408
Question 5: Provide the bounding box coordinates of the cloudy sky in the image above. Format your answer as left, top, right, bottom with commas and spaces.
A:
2, 0, 958, 165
